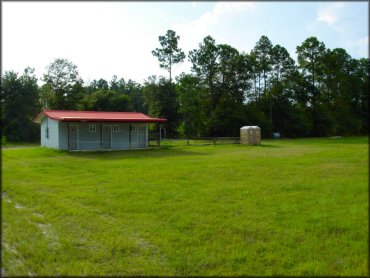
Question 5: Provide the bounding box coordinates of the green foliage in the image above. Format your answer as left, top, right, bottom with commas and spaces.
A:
252, 35, 274, 96
82, 77, 147, 113
1, 68, 40, 142
2, 135, 7, 145
152, 30, 185, 83
90, 78, 109, 90
42, 58, 84, 110
296, 37, 326, 88
121, 79, 146, 113
80, 89, 130, 112
2, 137, 368, 275
175, 73, 206, 137
142, 76, 180, 138
189, 36, 252, 136
188, 36, 219, 87
2, 33, 368, 142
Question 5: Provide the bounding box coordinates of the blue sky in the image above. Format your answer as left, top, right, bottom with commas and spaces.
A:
2, 1, 368, 84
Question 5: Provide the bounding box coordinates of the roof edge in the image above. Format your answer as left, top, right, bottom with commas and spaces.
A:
33, 110, 61, 123
33, 110, 167, 124
59, 118, 167, 123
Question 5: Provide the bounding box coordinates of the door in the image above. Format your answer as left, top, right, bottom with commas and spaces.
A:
102, 125, 111, 149
137, 125, 146, 148
68, 126, 78, 150
130, 125, 137, 149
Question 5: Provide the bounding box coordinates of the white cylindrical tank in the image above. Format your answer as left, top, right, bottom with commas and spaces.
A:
240, 126, 261, 145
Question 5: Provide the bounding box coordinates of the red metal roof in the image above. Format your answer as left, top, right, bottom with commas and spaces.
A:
33, 110, 167, 123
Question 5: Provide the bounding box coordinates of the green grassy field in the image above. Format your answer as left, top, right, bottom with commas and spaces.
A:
2, 137, 368, 276
1, 141, 38, 148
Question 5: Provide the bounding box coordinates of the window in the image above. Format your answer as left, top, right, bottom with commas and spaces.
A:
130, 125, 136, 132
89, 124, 96, 132
113, 125, 120, 132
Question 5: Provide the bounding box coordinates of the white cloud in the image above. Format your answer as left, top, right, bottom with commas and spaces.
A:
180, 1, 258, 37
2, 2, 165, 84
215, 2, 256, 14
4, 1, 366, 84
316, 3, 345, 30
196, 2, 257, 28
171, 2, 258, 77
348, 36, 369, 58
317, 11, 336, 25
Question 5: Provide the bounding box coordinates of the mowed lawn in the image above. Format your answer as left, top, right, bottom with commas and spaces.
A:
2, 137, 368, 276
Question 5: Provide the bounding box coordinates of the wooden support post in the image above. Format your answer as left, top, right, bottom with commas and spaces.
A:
158, 124, 162, 148
100, 123, 103, 148
129, 124, 132, 149
67, 122, 70, 150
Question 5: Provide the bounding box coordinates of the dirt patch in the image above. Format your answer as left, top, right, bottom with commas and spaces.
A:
2, 242, 19, 256
2, 192, 12, 203
37, 223, 60, 248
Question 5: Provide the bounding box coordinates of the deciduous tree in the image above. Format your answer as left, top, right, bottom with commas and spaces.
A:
42, 58, 83, 109
1, 68, 40, 141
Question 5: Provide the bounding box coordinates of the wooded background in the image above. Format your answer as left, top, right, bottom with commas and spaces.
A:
1, 31, 368, 142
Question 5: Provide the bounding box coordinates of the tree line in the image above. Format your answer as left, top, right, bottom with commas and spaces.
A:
1, 30, 368, 142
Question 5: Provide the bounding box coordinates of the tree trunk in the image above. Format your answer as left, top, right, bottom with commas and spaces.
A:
258, 73, 261, 100
169, 54, 172, 84
263, 70, 267, 96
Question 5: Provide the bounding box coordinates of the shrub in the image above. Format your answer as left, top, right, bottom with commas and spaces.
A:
2, 136, 7, 145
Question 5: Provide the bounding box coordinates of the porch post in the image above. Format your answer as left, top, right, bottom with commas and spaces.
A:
129, 124, 132, 149
146, 123, 149, 147
157, 124, 161, 148
100, 123, 102, 149
67, 122, 70, 150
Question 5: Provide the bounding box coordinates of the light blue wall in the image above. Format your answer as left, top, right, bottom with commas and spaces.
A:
41, 118, 59, 149
78, 123, 102, 150
42, 120, 149, 150
111, 124, 130, 150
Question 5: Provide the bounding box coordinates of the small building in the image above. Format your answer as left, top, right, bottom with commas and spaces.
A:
33, 110, 166, 150
240, 126, 261, 145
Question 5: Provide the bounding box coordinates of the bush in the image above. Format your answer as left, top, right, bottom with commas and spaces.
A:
2, 136, 7, 145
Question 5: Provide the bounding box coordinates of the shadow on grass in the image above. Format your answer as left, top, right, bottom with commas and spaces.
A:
256, 143, 281, 148
279, 136, 368, 145
65, 146, 208, 160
